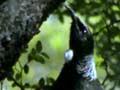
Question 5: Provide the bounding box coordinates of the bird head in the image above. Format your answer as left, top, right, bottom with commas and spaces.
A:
70, 17, 94, 58
64, 4, 94, 59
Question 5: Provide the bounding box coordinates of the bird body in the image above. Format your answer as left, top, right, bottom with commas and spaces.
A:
52, 4, 103, 90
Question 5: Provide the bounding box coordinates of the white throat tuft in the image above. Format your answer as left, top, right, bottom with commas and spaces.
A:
76, 54, 97, 81
64, 49, 74, 63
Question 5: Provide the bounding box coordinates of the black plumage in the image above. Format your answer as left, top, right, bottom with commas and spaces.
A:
51, 5, 103, 90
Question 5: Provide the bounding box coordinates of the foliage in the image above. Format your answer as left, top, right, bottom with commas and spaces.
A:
0, 0, 120, 90
63, 0, 120, 90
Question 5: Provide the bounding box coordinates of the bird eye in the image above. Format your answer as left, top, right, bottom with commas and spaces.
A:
83, 29, 88, 34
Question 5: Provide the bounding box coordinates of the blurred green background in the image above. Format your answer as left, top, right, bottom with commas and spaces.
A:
1, 0, 120, 90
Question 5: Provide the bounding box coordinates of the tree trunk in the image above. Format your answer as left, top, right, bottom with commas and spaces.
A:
0, 0, 64, 80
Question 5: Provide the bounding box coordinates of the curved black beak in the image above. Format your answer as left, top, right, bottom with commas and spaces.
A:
64, 4, 89, 35
64, 4, 94, 56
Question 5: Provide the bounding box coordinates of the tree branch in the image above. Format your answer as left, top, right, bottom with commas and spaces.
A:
0, 0, 65, 80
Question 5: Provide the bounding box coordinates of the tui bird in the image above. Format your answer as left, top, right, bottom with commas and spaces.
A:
51, 4, 103, 90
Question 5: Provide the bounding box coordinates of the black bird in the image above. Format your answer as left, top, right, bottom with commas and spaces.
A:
52, 4, 103, 90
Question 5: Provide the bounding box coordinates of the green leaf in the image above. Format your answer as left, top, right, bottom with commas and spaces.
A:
28, 54, 33, 62
39, 78, 45, 86
36, 41, 42, 52
12, 82, 17, 87
31, 48, 36, 55
34, 55, 45, 64
24, 83, 30, 88
15, 73, 21, 80
24, 64, 29, 74
41, 52, 50, 59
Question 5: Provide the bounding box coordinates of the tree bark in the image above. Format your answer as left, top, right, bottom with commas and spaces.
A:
0, 0, 64, 80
